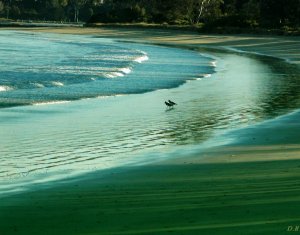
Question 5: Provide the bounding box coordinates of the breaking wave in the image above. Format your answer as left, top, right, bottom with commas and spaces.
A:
0, 31, 215, 108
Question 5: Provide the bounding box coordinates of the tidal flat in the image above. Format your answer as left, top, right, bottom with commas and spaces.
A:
0, 27, 300, 235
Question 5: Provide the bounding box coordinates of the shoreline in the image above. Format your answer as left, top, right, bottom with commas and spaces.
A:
1, 27, 300, 234
8, 26, 299, 64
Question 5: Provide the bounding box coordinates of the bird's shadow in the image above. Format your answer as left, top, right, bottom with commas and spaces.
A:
165, 107, 175, 112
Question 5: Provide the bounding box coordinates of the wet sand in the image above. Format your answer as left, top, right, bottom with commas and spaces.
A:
1, 27, 300, 234
1, 146, 300, 235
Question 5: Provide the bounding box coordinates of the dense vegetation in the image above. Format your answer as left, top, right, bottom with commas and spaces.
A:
0, 0, 299, 31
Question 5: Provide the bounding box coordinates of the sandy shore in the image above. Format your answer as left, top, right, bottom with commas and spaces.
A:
1, 27, 300, 234
1, 154, 300, 235
19, 26, 300, 64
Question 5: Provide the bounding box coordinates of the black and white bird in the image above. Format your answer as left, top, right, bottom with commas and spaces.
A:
165, 100, 177, 108
168, 100, 177, 106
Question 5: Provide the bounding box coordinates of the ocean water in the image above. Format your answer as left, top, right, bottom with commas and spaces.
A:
0, 30, 216, 195
0, 31, 214, 107
1, 31, 300, 196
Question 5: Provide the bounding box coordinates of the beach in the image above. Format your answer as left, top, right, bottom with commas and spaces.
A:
26, 26, 300, 64
1, 27, 300, 235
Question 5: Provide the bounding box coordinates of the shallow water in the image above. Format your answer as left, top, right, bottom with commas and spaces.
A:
1, 31, 300, 196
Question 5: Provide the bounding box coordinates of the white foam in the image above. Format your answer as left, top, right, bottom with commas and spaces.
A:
203, 74, 212, 78
33, 101, 71, 106
104, 72, 125, 78
211, 61, 217, 67
134, 55, 149, 63
83, 55, 130, 62
0, 85, 12, 92
51, 81, 64, 87
104, 74, 114, 78
83, 94, 125, 101
31, 83, 45, 88
113, 72, 125, 77
95, 95, 111, 99
118, 67, 132, 74
140, 50, 147, 55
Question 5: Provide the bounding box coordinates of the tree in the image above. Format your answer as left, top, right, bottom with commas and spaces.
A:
0, 1, 4, 14
185, 0, 223, 24
0, 0, 298, 29
69, 0, 88, 22
241, 0, 260, 26
4, 0, 12, 18
258, 0, 300, 27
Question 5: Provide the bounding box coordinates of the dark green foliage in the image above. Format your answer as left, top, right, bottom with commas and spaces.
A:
0, 0, 299, 31
88, 2, 146, 23
260, 0, 300, 27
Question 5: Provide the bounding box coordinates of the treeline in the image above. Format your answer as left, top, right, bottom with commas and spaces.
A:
0, 0, 103, 22
0, 0, 300, 30
91, 0, 300, 29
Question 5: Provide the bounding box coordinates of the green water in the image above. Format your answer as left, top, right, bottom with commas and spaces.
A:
1, 39, 300, 197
